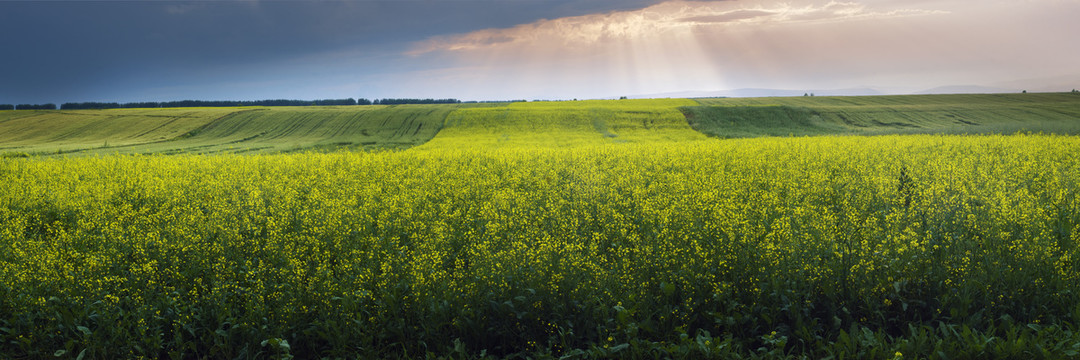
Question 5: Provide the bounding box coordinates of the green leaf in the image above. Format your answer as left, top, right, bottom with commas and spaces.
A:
53, 350, 66, 357
661, 282, 676, 296
76, 326, 91, 335
559, 348, 586, 359
609, 343, 630, 353
76, 349, 87, 360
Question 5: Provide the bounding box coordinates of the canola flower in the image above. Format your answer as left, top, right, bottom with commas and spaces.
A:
1, 99, 1079, 358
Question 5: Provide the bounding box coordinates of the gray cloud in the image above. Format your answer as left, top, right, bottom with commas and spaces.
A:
0, 0, 660, 103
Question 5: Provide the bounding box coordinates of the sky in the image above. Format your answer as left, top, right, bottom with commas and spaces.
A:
1, 0, 1078, 104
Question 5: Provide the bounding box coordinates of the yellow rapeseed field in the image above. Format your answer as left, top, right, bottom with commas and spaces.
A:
1, 99, 1078, 358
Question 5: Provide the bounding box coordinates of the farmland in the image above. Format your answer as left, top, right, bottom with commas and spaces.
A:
685, 93, 1080, 138
2, 95, 1080, 358
0, 104, 460, 156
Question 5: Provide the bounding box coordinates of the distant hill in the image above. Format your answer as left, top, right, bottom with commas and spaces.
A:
625, 73, 1080, 99
991, 74, 1080, 93
914, 85, 1018, 95
629, 87, 883, 99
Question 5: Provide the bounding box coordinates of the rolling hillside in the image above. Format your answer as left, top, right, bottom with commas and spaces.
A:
419, 98, 707, 150
0, 107, 239, 154
3, 93, 1079, 157
685, 93, 1080, 138
0, 105, 459, 156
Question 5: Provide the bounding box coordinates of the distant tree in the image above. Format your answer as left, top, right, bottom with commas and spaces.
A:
804, 93, 808, 96
810, 93, 815, 97
0, 104, 13, 110
48, 97, 466, 109
122, 102, 162, 109
619, 96, 628, 100
312, 98, 357, 106
61, 102, 120, 110
471, 99, 526, 103
1022, 90, 1027, 93
375, 98, 460, 105
15, 103, 56, 110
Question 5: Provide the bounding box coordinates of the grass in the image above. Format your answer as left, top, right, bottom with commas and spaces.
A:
0, 107, 239, 154
5, 93, 1077, 154
0, 105, 463, 156
686, 92, 1080, 137
420, 99, 705, 149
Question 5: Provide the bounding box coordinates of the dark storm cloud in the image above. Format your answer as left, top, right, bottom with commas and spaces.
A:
0, 0, 659, 103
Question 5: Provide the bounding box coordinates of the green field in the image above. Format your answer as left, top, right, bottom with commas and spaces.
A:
2, 95, 1080, 358
0, 104, 459, 156
4, 93, 1079, 156
421, 99, 707, 149
685, 93, 1080, 138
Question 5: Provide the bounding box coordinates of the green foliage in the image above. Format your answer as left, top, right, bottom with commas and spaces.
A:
0, 151, 29, 158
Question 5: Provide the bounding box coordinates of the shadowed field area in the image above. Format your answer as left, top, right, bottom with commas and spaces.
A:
0, 105, 460, 156
685, 93, 1080, 138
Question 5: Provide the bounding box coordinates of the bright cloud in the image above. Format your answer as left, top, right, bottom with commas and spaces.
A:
410, 1, 947, 55
395, 0, 1079, 100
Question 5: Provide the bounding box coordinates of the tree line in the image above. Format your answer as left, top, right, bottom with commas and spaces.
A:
59, 98, 369, 110
3, 98, 469, 110
372, 98, 461, 105
0, 104, 57, 110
